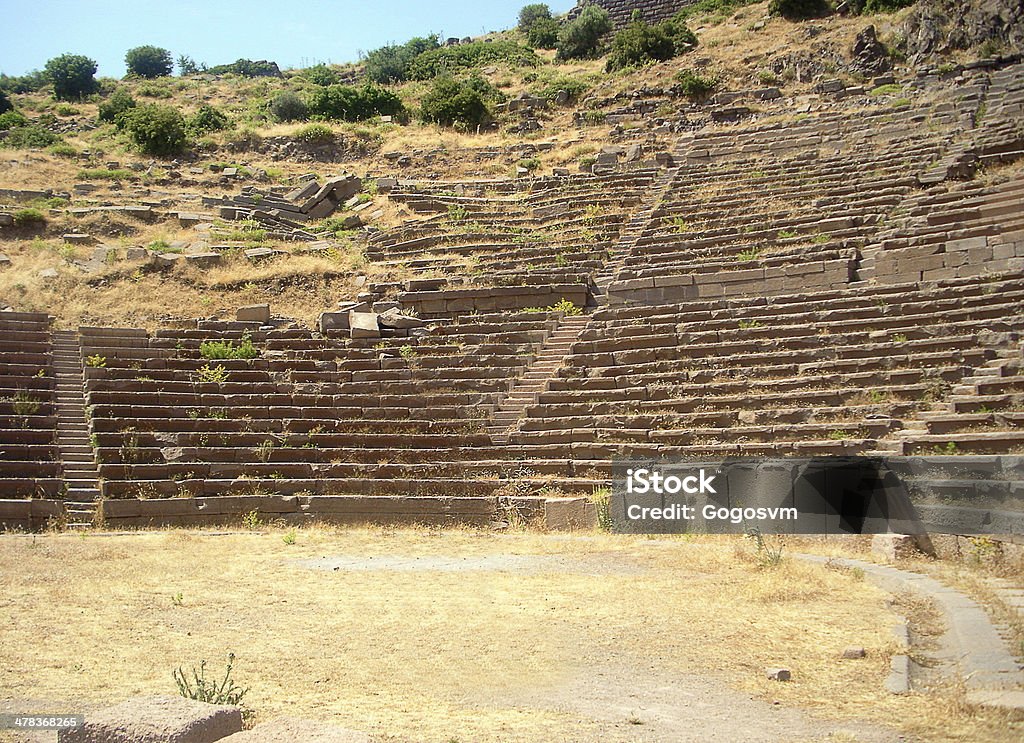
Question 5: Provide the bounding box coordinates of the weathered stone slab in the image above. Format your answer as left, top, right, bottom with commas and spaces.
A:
58, 696, 242, 743
349, 312, 379, 339
236, 304, 270, 323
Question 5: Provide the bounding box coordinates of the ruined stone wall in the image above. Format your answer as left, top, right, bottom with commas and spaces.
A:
567, 0, 697, 29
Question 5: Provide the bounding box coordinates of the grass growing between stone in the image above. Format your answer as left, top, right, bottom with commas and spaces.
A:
0, 528, 1017, 742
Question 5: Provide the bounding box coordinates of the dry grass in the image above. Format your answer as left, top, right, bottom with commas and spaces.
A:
0, 528, 1018, 742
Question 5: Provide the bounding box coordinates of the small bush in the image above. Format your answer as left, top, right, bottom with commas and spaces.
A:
527, 17, 561, 49
137, 82, 173, 98
268, 91, 308, 122
47, 142, 79, 158
188, 104, 229, 134
363, 36, 440, 83
306, 84, 404, 121
304, 63, 339, 86
407, 41, 540, 80
605, 20, 676, 71
557, 5, 613, 61
420, 76, 490, 127
199, 335, 259, 360
0, 110, 28, 129
13, 208, 46, 226
768, 0, 831, 21
44, 53, 98, 101
861, 0, 915, 12
119, 104, 187, 156
294, 123, 335, 143
0, 90, 12, 114
206, 59, 281, 77
675, 69, 718, 99
3, 125, 61, 149
125, 45, 173, 78
98, 87, 137, 123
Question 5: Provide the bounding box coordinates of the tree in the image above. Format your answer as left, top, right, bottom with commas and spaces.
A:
44, 53, 98, 101
420, 76, 489, 127
0, 89, 12, 115
125, 46, 173, 78
556, 6, 612, 61
188, 104, 229, 134
363, 36, 440, 83
527, 17, 560, 49
518, 3, 552, 31
119, 104, 187, 155
177, 54, 200, 76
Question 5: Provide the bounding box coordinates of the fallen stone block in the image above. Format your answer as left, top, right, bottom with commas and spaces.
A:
0, 253, 10, 269
378, 309, 424, 329
153, 253, 182, 268
126, 247, 149, 261
349, 312, 380, 339
217, 718, 369, 743
766, 668, 791, 682
244, 248, 284, 261
184, 252, 222, 268
63, 233, 93, 245
58, 695, 243, 743
0, 213, 12, 227
871, 533, 919, 562
236, 304, 271, 323
319, 311, 350, 333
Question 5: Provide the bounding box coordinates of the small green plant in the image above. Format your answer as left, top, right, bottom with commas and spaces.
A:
669, 216, 689, 233
812, 233, 830, 244
85, 354, 107, 368
934, 442, 958, 455
777, 229, 797, 239
747, 527, 785, 568
120, 428, 141, 464
199, 335, 259, 360
737, 247, 760, 261
399, 345, 418, 360
171, 592, 184, 607
10, 390, 41, 416
674, 69, 718, 100
173, 653, 248, 706
869, 83, 902, 97
294, 123, 335, 143
241, 509, 263, 530
255, 439, 275, 463
195, 364, 229, 384
550, 298, 583, 316
738, 319, 761, 329
446, 204, 468, 222
892, 333, 908, 344
591, 487, 613, 531
12, 208, 46, 227
282, 529, 297, 545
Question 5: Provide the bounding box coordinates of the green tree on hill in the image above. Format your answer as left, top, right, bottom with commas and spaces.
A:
44, 53, 98, 101
556, 6, 613, 61
125, 46, 174, 78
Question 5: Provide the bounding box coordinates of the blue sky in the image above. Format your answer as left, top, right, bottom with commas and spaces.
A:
0, 0, 577, 77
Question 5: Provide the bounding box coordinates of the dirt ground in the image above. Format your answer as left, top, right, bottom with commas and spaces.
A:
0, 528, 1018, 742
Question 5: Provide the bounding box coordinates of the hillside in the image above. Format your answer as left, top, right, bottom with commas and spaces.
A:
2, 0, 1018, 327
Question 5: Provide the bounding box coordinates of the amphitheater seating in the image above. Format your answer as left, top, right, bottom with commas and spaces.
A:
81, 314, 605, 500
510, 275, 1024, 457
0, 312, 60, 497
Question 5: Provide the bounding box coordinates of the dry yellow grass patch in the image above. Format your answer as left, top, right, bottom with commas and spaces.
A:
0, 528, 1017, 742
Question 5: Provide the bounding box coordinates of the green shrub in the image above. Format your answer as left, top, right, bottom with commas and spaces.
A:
768, 0, 831, 20
206, 59, 281, 77
518, 3, 552, 30
0, 70, 48, 94
675, 69, 718, 99
188, 104, 229, 133
97, 87, 136, 123
407, 41, 540, 80
527, 17, 561, 49
44, 53, 98, 101
125, 46, 173, 78
420, 76, 490, 127
137, 82, 173, 98
306, 84, 404, 122
13, 208, 46, 226
556, 5, 613, 61
177, 54, 200, 76
861, 0, 915, 12
3, 125, 60, 148
173, 653, 248, 707
0, 90, 12, 114
47, 142, 79, 158
304, 63, 339, 86
605, 20, 676, 72
0, 110, 28, 129
294, 123, 335, 143
268, 91, 308, 122
364, 36, 440, 83
119, 104, 187, 156
199, 336, 259, 360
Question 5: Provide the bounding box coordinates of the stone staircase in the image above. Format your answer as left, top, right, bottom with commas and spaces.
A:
486, 314, 591, 445
52, 330, 101, 528
591, 164, 681, 306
